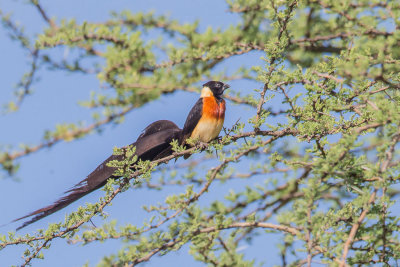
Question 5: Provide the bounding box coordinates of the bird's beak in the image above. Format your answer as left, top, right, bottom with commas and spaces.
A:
223, 84, 230, 91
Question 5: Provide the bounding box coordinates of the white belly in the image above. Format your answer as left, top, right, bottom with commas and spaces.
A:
191, 118, 224, 143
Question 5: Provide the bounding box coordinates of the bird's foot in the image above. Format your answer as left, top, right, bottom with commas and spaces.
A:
196, 141, 208, 149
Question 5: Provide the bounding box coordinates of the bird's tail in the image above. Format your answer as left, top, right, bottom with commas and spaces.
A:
13, 120, 181, 230
13, 154, 122, 230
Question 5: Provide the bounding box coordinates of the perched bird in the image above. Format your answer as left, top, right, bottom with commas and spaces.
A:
13, 81, 229, 230
180, 81, 229, 146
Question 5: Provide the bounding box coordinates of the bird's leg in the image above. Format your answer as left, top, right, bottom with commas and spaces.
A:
194, 140, 208, 153
196, 141, 208, 148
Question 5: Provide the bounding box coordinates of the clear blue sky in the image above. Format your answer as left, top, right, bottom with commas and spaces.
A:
0, 1, 286, 266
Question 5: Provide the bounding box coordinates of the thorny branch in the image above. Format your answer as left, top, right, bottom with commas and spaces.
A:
2, 0, 400, 266
255, 0, 298, 130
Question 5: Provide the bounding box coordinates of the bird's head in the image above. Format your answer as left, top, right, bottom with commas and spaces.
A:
201, 81, 230, 98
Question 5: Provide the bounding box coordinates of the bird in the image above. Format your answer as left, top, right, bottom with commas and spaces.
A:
180, 81, 229, 147
13, 81, 229, 230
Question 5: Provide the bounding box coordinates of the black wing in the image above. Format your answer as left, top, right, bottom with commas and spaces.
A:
138, 120, 180, 141
14, 120, 181, 230
180, 98, 203, 145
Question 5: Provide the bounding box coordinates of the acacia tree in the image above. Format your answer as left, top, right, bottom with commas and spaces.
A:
1, 0, 400, 266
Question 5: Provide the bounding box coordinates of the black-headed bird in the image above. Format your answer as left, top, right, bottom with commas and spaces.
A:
180, 81, 229, 146
13, 81, 229, 230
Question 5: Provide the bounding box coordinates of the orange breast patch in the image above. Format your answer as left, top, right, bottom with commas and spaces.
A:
202, 97, 226, 120
190, 97, 226, 143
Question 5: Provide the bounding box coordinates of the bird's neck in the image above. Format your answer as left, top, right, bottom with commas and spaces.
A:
200, 86, 213, 98
200, 86, 224, 102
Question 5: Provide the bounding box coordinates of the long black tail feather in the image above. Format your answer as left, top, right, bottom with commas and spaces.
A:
14, 120, 181, 230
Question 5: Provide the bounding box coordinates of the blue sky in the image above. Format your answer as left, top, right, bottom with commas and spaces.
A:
0, 1, 289, 266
